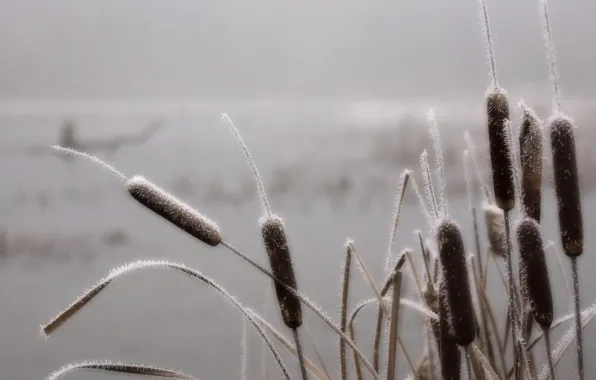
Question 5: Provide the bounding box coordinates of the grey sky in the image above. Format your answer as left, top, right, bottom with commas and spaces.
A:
0, 0, 594, 100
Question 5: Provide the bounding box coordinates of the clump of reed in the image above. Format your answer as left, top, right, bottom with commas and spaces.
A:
39, 0, 594, 379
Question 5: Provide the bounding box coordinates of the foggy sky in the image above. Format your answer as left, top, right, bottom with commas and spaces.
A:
0, 0, 594, 100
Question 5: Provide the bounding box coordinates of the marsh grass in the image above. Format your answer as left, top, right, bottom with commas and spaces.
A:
40, 0, 596, 379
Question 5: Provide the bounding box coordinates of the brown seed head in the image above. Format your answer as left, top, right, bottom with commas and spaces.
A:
549, 115, 583, 256
260, 215, 302, 328
519, 107, 543, 222
127, 176, 221, 246
516, 218, 553, 327
437, 220, 475, 346
486, 89, 515, 210
438, 277, 461, 380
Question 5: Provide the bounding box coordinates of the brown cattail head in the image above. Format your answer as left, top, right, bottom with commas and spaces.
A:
516, 218, 553, 327
127, 176, 221, 246
549, 115, 583, 256
519, 107, 543, 222
438, 277, 461, 380
486, 89, 515, 210
483, 203, 506, 258
437, 220, 476, 346
260, 215, 302, 328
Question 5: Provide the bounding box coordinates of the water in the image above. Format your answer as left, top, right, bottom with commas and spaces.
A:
1, 100, 595, 379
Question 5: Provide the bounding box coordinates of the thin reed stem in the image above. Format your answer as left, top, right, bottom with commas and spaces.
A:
539, 0, 561, 112
340, 243, 352, 380
221, 113, 272, 216
542, 325, 556, 380
546, 242, 572, 299
386, 271, 403, 380
51, 146, 128, 182
293, 328, 309, 380
241, 318, 248, 380
478, 0, 498, 88
464, 151, 494, 366
420, 150, 440, 220
385, 170, 411, 275
252, 311, 329, 380
428, 110, 448, 218
350, 242, 416, 375
304, 327, 333, 380
571, 257, 584, 380
465, 348, 473, 380
504, 211, 521, 380
417, 231, 433, 285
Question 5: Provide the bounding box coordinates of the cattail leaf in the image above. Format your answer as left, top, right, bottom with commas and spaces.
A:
47, 361, 199, 380
41, 260, 291, 380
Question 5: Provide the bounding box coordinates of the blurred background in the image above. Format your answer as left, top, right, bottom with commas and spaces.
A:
1, 0, 595, 378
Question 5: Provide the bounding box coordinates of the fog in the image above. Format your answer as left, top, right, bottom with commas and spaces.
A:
0, 0, 595, 101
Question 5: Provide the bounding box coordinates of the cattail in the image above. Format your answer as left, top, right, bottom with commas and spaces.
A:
438, 277, 461, 380
260, 215, 302, 328
486, 89, 515, 211
437, 220, 475, 346
516, 218, 553, 327
550, 115, 583, 256
127, 176, 222, 247
483, 203, 506, 258
519, 106, 544, 222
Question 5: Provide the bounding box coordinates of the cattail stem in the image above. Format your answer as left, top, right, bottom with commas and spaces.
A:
504, 211, 521, 380
571, 257, 584, 380
479, 0, 498, 88
464, 347, 473, 380
340, 244, 352, 380
542, 325, 556, 380
293, 328, 309, 380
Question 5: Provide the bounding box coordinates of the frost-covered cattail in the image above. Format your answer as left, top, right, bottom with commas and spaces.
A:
483, 203, 506, 258
260, 215, 302, 328
516, 218, 553, 327
438, 277, 461, 380
550, 115, 583, 256
486, 89, 515, 211
127, 176, 222, 246
437, 220, 475, 346
519, 107, 543, 222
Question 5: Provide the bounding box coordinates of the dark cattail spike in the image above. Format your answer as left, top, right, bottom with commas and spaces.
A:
260, 215, 302, 329
127, 176, 222, 246
486, 88, 515, 211
550, 115, 583, 256
436, 220, 476, 346
518, 104, 544, 222
438, 276, 461, 380
516, 218, 553, 328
